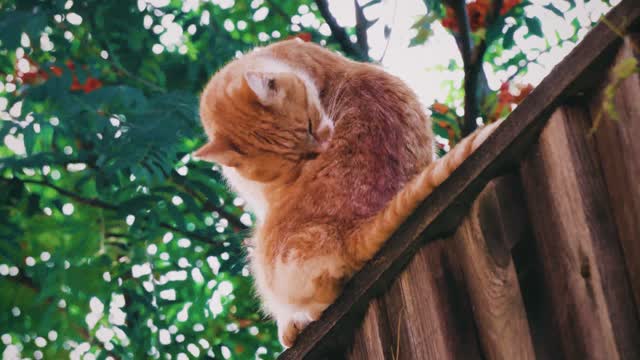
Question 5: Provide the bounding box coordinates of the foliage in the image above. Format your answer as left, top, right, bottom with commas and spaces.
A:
0, 0, 615, 359
0, 1, 338, 359
589, 17, 640, 134
412, 0, 609, 153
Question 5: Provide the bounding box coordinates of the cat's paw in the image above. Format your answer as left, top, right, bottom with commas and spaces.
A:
277, 313, 312, 348
278, 320, 300, 348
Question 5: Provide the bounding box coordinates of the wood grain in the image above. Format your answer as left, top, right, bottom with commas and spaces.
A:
279, 2, 640, 358
381, 239, 482, 360
347, 300, 391, 359
453, 176, 535, 360
589, 34, 640, 315
520, 106, 640, 359
511, 218, 564, 360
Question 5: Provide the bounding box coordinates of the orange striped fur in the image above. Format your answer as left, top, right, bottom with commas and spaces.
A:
195, 39, 499, 347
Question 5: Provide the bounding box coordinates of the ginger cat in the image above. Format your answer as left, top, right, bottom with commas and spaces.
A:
195, 39, 499, 347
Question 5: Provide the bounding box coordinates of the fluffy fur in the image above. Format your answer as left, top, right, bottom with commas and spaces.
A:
195, 39, 498, 347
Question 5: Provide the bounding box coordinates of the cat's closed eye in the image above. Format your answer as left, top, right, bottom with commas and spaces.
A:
307, 118, 313, 134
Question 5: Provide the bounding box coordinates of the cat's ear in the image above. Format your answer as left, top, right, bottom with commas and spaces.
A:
193, 136, 241, 167
244, 71, 278, 105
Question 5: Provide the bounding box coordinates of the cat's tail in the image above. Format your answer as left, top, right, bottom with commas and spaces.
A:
349, 120, 501, 264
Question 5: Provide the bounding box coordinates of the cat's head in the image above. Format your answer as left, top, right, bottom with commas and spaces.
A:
195, 58, 333, 183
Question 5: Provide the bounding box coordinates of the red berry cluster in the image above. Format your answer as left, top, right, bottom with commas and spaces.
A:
431, 102, 460, 147
15, 57, 103, 93
442, 0, 522, 32
490, 82, 533, 121
432, 102, 450, 115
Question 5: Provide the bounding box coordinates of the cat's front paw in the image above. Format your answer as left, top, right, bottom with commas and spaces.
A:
277, 313, 312, 348
278, 320, 300, 348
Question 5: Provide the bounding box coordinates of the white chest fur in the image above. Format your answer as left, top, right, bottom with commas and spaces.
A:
222, 166, 268, 221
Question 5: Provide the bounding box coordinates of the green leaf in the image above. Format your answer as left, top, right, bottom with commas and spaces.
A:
410, 27, 433, 47
613, 58, 639, 79
23, 126, 36, 155
525, 16, 543, 38
410, 12, 438, 47
423, 0, 442, 12
503, 26, 517, 50
0, 10, 47, 49
543, 3, 565, 18
411, 14, 431, 30
447, 59, 458, 71
167, 203, 186, 229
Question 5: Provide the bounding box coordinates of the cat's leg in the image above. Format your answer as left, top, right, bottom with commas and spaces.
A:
256, 293, 313, 347
270, 253, 347, 347
250, 247, 303, 347
275, 300, 337, 347
276, 310, 316, 348
251, 271, 309, 347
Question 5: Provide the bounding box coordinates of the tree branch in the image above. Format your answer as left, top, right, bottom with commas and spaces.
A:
470, 0, 503, 123
447, 0, 476, 136
448, 0, 474, 68
354, 0, 370, 58
18, 178, 117, 210
450, 0, 503, 136
2, 177, 240, 247
169, 174, 248, 232
101, 42, 166, 94
471, 0, 504, 64
314, 0, 369, 61
157, 222, 229, 245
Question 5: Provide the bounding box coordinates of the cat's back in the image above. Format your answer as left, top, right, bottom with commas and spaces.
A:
266, 41, 433, 224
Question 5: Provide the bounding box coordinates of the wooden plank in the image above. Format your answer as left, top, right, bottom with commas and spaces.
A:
280, 2, 640, 358
349, 234, 486, 360
519, 105, 640, 359
511, 221, 564, 360
452, 176, 535, 360
347, 300, 391, 359
380, 239, 482, 360
589, 34, 640, 315
519, 107, 618, 360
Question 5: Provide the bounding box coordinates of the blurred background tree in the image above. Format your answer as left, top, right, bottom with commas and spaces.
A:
0, 0, 615, 359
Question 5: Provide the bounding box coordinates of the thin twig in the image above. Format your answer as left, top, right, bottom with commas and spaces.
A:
378, 0, 398, 62
601, 16, 638, 51
17, 177, 117, 210
392, 305, 405, 360
104, 43, 167, 93
111, 63, 167, 93
3, 177, 233, 246
170, 174, 248, 231
314, 0, 369, 61
505, 46, 551, 83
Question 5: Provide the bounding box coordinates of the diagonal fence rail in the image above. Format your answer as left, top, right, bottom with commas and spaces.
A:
281, 1, 640, 358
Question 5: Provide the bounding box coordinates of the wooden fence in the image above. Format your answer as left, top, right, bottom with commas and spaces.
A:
281, 1, 640, 358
